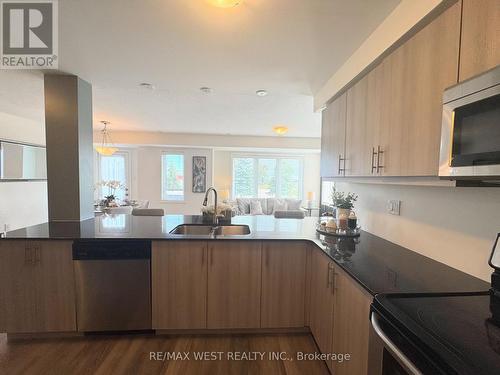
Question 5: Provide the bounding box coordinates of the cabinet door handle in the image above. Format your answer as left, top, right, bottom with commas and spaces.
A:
265, 247, 270, 267
201, 247, 205, 265
376, 146, 385, 174
338, 154, 346, 175
332, 271, 338, 295
371, 147, 378, 174
34, 245, 41, 265
327, 262, 334, 288
210, 247, 214, 266
24, 245, 33, 265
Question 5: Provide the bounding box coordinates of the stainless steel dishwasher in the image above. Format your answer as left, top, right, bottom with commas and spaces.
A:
73, 240, 151, 332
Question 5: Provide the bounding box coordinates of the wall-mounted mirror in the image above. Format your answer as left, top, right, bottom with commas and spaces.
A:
0, 141, 47, 180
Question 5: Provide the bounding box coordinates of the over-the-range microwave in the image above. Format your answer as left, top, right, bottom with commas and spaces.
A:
439, 65, 500, 183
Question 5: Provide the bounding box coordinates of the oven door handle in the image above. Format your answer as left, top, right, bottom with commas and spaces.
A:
371, 312, 423, 375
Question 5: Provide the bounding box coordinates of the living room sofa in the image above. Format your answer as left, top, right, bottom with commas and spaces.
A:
227, 198, 306, 219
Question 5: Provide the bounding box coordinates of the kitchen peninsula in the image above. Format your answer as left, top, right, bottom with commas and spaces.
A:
0, 215, 488, 375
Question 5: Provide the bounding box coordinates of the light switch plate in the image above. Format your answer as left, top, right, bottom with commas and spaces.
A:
387, 200, 401, 215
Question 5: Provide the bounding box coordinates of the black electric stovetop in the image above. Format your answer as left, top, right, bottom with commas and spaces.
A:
373, 292, 500, 375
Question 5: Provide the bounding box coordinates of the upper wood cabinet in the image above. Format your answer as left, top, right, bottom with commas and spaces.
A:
207, 241, 262, 329
261, 241, 307, 328
321, 93, 347, 177
394, 2, 461, 176
459, 0, 500, 81
322, 2, 464, 178
152, 241, 207, 330
345, 76, 369, 177
345, 58, 393, 177
0, 240, 76, 334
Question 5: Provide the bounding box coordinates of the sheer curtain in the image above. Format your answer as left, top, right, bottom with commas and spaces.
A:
100, 153, 127, 200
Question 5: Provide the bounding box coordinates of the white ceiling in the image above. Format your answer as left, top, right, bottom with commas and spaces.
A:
58, 0, 400, 137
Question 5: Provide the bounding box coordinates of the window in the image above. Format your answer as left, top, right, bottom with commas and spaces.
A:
162, 154, 185, 201
232, 155, 303, 199
99, 152, 129, 200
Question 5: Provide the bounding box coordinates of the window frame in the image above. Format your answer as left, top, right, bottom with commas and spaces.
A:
97, 150, 131, 200
231, 153, 304, 200
160, 151, 186, 203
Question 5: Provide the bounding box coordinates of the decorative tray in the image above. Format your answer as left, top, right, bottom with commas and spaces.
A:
316, 226, 361, 238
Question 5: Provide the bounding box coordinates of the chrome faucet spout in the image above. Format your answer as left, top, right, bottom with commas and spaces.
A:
203, 187, 219, 225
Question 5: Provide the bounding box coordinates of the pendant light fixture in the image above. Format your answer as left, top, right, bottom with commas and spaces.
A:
95, 121, 118, 156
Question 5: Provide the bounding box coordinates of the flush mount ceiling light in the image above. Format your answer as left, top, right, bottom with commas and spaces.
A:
139, 82, 155, 90
273, 126, 289, 136
256, 90, 268, 97
200, 87, 214, 94
206, 0, 243, 8
95, 121, 118, 156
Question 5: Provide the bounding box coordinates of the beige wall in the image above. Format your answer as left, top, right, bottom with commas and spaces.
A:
213, 150, 321, 205
135, 147, 213, 215
0, 71, 48, 232
335, 182, 500, 281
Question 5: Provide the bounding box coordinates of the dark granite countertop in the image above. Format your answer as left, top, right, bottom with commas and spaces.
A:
2, 215, 489, 295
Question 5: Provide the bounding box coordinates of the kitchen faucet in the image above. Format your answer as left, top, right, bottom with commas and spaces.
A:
203, 187, 219, 226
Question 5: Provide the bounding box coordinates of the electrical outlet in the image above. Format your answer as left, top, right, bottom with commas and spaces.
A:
387, 200, 401, 215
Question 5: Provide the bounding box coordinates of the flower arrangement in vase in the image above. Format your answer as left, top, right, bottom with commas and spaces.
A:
331, 186, 358, 218
201, 203, 234, 223
95, 180, 128, 207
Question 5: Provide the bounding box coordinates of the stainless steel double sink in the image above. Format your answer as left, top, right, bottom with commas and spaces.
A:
169, 224, 251, 236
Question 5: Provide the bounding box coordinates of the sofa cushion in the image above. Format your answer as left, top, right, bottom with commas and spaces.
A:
274, 210, 305, 219
236, 198, 251, 214
255, 198, 267, 215
236, 198, 267, 215
285, 199, 302, 210
266, 198, 275, 215
250, 200, 264, 215
273, 199, 288, 212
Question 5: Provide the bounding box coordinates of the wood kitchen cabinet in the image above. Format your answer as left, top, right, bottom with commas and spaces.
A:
261, 241, 307, 328
152, 241, 207, 329
459, 0, 500, 81
392, 2, 460, 176
207, 241, 262, 329
321, 2, 461, 178
0, 240, 76, 334
308, 249, 336, 372
345, 76, 369, 177
321, 93, 347, 177
330, 265, 373, 375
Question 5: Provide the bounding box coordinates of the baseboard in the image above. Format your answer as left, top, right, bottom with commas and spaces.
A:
6, 331, 83, 341
155, 327, 310, 336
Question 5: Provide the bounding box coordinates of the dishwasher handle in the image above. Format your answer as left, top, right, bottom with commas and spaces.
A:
371, 312, 423, 375
73, 240, 151, 260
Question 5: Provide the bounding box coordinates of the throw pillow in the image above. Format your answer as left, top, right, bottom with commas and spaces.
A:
286, 199, 302, 210
273, 199, 288, 212
236, 198, 251, 214
250, 200, 264, 215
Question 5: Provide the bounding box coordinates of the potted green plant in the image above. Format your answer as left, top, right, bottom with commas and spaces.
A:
331, 186, 358, 218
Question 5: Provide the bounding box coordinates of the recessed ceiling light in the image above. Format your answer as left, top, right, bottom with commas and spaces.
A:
200, 87, 214, 94
256, 90, 268, 97
139, 82, 155, 90
207, 0, 243, 8
273, 126, 289, 136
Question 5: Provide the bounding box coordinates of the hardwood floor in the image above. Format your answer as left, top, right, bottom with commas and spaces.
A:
0, 333, 329, 375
